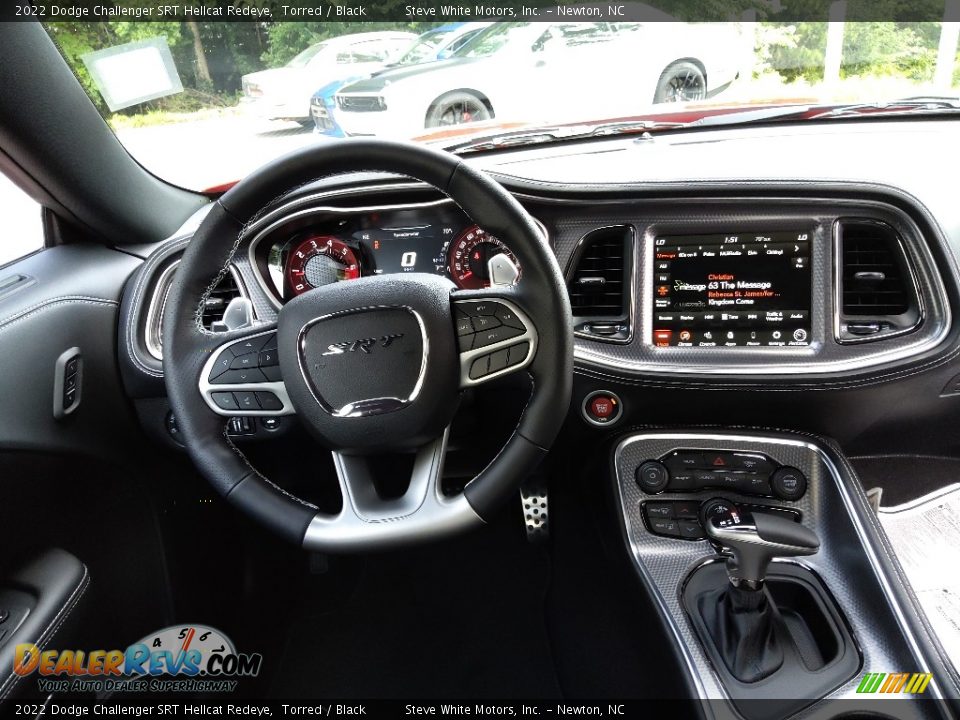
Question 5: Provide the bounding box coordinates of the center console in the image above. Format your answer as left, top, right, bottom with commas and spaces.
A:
612, 431, 954, 719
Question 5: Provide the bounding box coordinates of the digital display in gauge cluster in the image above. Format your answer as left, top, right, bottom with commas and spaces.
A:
651, 230, 813, 348
266, 209, 522, 301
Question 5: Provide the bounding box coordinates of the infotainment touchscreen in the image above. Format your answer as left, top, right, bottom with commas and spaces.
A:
651, 231, 812, 348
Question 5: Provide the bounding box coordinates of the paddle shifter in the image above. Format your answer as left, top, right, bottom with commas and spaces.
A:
697, 499, 820, 682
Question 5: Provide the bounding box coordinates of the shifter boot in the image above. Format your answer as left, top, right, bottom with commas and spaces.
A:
698, 584, 783, 683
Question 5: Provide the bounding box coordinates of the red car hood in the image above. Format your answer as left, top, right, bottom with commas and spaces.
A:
203, 98, 823, 195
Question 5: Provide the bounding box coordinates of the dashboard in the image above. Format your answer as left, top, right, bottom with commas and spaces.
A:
249, 201, 525, 304
120, 119, 960, 454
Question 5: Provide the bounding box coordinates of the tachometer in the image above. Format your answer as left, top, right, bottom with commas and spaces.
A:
285, 235, 360, 297
447, 225, 520, 290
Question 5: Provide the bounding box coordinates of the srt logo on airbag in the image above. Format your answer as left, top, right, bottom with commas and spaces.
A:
322, 333, 404, 356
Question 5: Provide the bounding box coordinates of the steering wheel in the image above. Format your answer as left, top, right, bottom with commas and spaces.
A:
163, 139, 573, 551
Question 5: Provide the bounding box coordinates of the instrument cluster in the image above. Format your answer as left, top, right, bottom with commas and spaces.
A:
255, 204, 524, 303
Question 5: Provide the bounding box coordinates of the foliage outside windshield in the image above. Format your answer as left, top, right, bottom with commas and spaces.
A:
44, 8, 960, 191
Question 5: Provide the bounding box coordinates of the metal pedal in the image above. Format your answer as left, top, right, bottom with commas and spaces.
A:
520, 480, 549, 542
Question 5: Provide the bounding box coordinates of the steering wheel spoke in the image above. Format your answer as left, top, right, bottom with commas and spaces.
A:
198, 323, 295, 416
452, 289, 538, 388
303, 427, 482, 551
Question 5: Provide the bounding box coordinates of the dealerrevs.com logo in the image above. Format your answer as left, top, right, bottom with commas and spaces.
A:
14, 624, 262, 694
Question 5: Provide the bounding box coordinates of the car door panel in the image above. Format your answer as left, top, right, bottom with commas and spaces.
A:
0, 244, 141, 456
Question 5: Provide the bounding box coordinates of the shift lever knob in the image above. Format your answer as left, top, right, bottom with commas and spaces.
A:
702, 499, 819, 590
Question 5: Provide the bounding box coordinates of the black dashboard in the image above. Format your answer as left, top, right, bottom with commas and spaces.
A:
117, 119, 960, 453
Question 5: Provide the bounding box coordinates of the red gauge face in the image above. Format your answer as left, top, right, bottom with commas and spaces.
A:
286, 235, 361, 297
447, 225, 521, 290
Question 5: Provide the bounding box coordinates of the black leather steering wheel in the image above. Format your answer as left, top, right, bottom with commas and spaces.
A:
163, 139, 573, 551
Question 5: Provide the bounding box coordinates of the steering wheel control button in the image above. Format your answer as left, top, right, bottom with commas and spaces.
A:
255, 392, 283, 411
771, 466, 808, 501
455, 299, 536, 388
258, 348, 278, 367
211, 392, 239, 411
473, 324, 524, 349
488, 348, 511, 374
636, 460, 670, 493
230, 339, 263, 357
494, 305, 525, 330
507, 342, 530, 365
233, 391, 260, 411
209, 354, 233, 379
469, 355, 490, 380
456, 317, 473, 336
582, 390, 623, 426
458, 301, 499, 317
212, 368, 267, 385
261, 365, 283, 382
230, 354, 258, 370
471, 315, 501, 332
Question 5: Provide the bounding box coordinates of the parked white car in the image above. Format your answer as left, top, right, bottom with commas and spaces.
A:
333, 21, 743, 137
240, 31, 416, 125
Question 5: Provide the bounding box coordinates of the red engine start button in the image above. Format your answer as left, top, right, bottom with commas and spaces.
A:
590, 396, 616, 418
583, 391, 623, 426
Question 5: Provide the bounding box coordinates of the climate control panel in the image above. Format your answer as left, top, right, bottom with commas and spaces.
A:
634, 448, 808, 501
641, 497, 802, 541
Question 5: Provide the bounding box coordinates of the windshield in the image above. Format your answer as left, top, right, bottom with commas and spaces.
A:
395, 28, 456, 64
286, 42, 328, 68
456, 23, 544, 58
45, 14, 960, 192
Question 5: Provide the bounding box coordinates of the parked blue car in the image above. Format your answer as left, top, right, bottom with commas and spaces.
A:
310, 22, 490, 136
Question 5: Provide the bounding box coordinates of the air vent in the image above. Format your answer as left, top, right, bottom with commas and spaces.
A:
145, 264, 245, 360
202, 272, 243, 330
837, 220, 919, 342
567, 226, 633, 342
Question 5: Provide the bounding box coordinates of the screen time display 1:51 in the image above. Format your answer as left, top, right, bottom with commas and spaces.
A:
652, 231, 812, 348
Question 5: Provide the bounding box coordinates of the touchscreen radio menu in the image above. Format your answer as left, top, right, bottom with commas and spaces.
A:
652, 231, 812, 348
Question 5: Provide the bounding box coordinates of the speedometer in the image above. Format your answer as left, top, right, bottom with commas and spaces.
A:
447, 225, 521, 290
286, 235, 360, 297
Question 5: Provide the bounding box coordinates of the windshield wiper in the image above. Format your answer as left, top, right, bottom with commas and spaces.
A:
446, 108, 821, 154
446, 96, 960, 155
810, 96, 960, 118
447, 120, 680, 154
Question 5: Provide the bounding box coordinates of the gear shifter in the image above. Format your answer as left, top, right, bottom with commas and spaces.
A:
696, 499, 820, 683
702, 499, 820, 589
